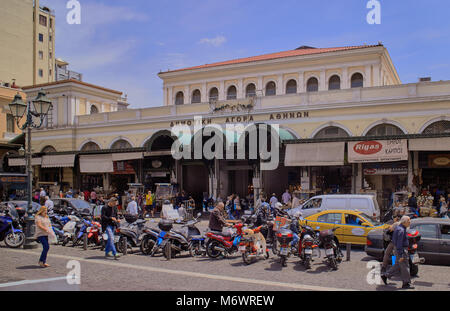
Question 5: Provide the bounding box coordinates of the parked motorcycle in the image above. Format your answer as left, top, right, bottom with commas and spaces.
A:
0, 205, 25, 248
205, 223, 245, 259
50, 215, 70, 244
318, 227, 343, 270
274, 224, 294, 267
406, 228, 425, 277
117, 216, 148, 253
146, 219, 173, 260
61, 214, 81, 246
298, 222, 320, 269
239, 225, 269, 265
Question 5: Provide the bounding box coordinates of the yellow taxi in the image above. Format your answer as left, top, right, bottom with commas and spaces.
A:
299, 210, 390, 245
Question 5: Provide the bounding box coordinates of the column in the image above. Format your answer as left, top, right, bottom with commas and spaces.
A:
277, 74, 283, 95
372, 64, 381, 87
298, 71, 305, 93
355, 163, 363, 193
184, 85, 190, 104
168, 86, 173, 106
237, 79, 244, 99
319, 70, 326, 91
365, 65, 372, 88
342, 67, 349, 89
201, 83, 207, 103
219, 81, 225, 100
408, 152, 414, 191
257, 76, 263, 95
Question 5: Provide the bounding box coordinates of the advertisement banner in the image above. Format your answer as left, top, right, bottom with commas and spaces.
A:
348, 139, 408, 163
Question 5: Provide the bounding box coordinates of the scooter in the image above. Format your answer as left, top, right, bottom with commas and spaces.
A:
239, 225, 269, 265
50, 215, 70, 244
406, 228, 425, 277
148, 219, 173, 260
61, 214, 81, 246
318, 227, 343, 270
205, 223, 245, 259
0, 206, 25, 248
274, 224, 294, 267
168, 213, 205, 258
117, 218, 148, 253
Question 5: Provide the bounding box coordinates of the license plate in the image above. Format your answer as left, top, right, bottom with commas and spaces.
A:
239, 246, 246, 252
325, 248, 334, 256
411, 253, 420, 264
304, 248, 313, 255
280, 248, 288, 255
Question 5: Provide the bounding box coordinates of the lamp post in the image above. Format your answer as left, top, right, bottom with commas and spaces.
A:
9, 89, 52, 249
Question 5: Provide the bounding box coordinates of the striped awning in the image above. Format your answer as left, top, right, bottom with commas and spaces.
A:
80, 154, 113, 173
42, 154, 75, 168
285, 142, 346, 166
8, 157, 42, 167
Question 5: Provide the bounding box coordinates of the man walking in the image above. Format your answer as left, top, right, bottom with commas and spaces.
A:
282, 189, 291, 205
101, 197, 120, 260
381, 216, 400, 274
382, 216, 414, 289
126, 196, 139, 217
44, 196, 54, 215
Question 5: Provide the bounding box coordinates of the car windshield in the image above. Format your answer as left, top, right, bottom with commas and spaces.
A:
360, 213, 381, 226
70, 200, 91, 210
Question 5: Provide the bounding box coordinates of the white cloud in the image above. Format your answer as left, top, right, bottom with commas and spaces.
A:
199, 35, 227, 47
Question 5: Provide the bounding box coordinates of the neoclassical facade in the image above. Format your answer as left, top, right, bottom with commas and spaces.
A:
14, 44, 450, 208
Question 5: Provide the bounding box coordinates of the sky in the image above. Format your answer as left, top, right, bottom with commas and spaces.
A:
40, 0, 450, 108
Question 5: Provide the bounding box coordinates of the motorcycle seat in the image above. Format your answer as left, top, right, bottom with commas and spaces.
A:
210, 230, 232, 237
190, 235, 204, 240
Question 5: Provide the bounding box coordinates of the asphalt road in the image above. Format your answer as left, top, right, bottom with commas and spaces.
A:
0, 220, 449, 291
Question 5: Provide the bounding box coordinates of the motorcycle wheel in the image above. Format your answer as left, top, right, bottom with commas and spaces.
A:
303, 255, 311, 269
242, 249, 253, 265
140, 236, 155, 255
272, 238, 278, 255
280, 255, 287, 267
206, 240, 222, 259
329, 257, 338, 270
5, 232, 25, 248
188, 241, 202, 257
410, 261, 419, 277
163, 241, 172, 261
62, 236, 69, 246
117, 236, 126, 254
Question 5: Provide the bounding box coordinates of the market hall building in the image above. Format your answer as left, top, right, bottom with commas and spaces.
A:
10, 44, 450, 210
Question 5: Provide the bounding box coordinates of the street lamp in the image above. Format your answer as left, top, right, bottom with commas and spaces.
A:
9, 89, 52, 249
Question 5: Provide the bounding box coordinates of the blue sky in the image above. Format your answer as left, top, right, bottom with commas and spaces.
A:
40, 0, 450, 108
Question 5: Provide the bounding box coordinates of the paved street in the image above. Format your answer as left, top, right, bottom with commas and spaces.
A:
0, 220, 449, 291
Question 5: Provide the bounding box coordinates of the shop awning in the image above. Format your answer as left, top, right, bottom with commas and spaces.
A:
285, 142, 345, 166
41, 154, 75, 168
8, 157, 42, 166
409, 137, 450, 151
80, 154, 113, 173
111, 152, 143, 162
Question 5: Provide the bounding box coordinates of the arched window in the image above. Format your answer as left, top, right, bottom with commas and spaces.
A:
81, 142, 100, 151
111, 139, 132, 150
366, 124, 404, 137
422, 120, 450, 134
351, 73, 364, 88
328, 75, 341, 90
209, 87, 219, 102
286, 79, 297, 94
314, 126, 349, 139
175, 92, 184, 105
306, 77, 318, 92
191, 89, 201, 104
42, 146, 56, 153
265, 81, 276, 96
227, 85, 237, 100
245, 83, 256, 98
90, 105, 99, 114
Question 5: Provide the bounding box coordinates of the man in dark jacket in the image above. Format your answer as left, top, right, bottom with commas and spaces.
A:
208, 202, 232, 232
101, 197, 120, 259
382, 216, 413, 289
408, 193, 418, 216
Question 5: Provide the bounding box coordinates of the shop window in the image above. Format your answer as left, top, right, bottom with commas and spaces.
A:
227, 85, 237, 100
265, 81, 276, 96
351, 73, 364, 88
366, 124, 404, 136
175, 92, 184, 105
209, 87, 219, 102
286, 79, 297, 94
411, 224, 438, 239
422, 121, 450, 134
245, 83, 256, 98
329, 75, 341, 90
191, 89, 201, 103
306, 77, 318, 92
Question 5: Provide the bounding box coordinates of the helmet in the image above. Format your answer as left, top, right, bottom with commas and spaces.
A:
275, 202, 283, 209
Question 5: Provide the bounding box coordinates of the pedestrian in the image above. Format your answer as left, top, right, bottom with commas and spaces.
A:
381, 216, 401, 274
408, 192, 418, 216
126, 196, 138, 217
270, 193, 278, 211
39, 188, 46, 199
282, 189, 291, 205
439, 196, 448, 218
382, 216, 414, 289
90, 190, 97, 204
35, 200, 55, 268
101, 197, 120, 260
44, 196, 54, 215
145, 190, 154, 218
